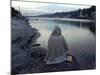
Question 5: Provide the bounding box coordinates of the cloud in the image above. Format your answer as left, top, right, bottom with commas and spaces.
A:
12, 1, 91, 16
12, 1, 47, 10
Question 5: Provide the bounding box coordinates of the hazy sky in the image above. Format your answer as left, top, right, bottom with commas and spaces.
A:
12, 0, 92, 16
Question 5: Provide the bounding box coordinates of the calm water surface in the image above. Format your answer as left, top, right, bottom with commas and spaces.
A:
29, 18, 96, 66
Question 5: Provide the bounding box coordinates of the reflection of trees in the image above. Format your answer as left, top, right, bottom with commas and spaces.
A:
55, 20, 96, 35
87, 22, 96, 35
79, 22, 96, 35
55, 20, 81, 27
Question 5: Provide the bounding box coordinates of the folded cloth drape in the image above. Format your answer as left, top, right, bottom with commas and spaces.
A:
44, 26, 68, 64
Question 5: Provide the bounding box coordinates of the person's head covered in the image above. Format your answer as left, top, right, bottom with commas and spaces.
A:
51, 26, 61, 36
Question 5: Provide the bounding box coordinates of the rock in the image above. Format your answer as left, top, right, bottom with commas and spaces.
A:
31, 47, 47, 57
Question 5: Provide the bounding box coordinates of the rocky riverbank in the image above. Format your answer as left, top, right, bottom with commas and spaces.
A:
11, 17, 41, 74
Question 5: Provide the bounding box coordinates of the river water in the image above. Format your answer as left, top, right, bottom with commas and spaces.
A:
29, 18, 96, 68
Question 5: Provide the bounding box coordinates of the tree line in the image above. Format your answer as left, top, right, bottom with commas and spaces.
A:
38, 6, 96, 20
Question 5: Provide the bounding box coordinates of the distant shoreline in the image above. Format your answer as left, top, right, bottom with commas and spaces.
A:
27, 17, 95, 22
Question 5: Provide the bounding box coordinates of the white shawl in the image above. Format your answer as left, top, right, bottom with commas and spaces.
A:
45, 26, 68, 64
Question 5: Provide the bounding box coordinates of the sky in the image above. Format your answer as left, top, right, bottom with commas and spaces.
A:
11, 0, 93, 16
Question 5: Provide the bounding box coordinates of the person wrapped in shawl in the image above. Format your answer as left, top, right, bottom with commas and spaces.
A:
44, 26, 69, 64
